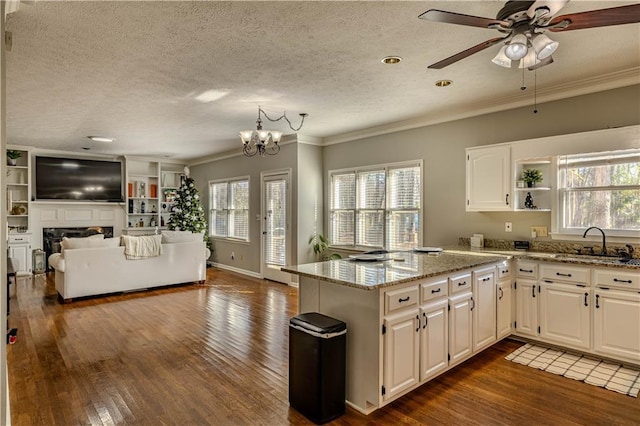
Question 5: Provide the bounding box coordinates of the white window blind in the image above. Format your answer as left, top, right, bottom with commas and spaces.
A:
559, 149, 640, 232
330, 161, 421, 250
209, 177, 250, 241
264, 179, 287, 266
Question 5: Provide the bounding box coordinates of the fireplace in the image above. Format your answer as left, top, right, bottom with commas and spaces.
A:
43, 226, 114, 271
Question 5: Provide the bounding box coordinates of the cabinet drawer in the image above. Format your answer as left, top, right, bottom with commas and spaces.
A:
516, 262, 538, 279
385, 286, 419, 314
541, 264, 589, 284
497, 262, 511, 280
449, 272, 472, 294
594, 269, 640, 291
421, 278, 448, 303
8, 234, 30, 244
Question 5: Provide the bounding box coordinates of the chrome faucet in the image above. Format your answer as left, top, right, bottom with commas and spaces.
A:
582, 226, 607, 256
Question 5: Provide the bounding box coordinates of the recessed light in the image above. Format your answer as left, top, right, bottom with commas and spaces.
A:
381, 56, 402, 64
435, 80, 452, 87
87, 136, 115, 143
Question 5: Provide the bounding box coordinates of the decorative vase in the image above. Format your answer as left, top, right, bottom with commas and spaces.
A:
7, 158, 16, 166
527, 182, 533, 188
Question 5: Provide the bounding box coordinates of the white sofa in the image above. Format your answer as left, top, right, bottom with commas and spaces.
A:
49, 239, 207, 302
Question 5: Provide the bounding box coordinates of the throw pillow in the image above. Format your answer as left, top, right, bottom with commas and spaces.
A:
161, 230, 203, 244
60, 234, 105, 254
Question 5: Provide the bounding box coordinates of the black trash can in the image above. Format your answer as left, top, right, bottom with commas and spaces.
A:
289, 312, 346, 424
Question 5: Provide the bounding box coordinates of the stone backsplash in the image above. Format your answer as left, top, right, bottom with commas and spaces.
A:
458, 237, 639, 259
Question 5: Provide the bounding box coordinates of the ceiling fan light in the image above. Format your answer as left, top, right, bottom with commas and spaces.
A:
518, 49, 541, 69
505, 34, 528, 60
532, 33, 559, 60
491, 45, 512, 68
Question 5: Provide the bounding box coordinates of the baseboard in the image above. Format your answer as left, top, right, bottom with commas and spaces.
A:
211, 262, 263, 280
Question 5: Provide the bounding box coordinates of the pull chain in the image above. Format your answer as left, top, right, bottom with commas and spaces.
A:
533, 66, 538, 114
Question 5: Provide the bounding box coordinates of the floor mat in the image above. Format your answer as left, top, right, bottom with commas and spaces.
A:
506, 343, 640, 397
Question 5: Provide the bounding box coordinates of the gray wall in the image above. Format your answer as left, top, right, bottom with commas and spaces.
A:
296, 143, 324, 266
322, 85, 640, 246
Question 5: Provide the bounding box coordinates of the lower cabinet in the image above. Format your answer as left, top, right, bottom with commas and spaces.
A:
472, 267, 496, 351
8, 233, 32, 274
383, 309, 420, 401
419, 299, 448, 381
497, 279, 512, 339
593, 288, 640, 363
514, 278, 538, 337
539, 283, 591, 350
448, 291, 473, 365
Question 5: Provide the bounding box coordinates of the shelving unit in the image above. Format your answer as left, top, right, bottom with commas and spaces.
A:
514, 159, 552, 211
124, 158, 185, 234
6, 148, 31, 232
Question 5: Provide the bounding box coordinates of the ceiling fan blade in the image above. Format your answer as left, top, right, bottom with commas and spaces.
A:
547, 3, 640, 32
527, 0, 570, 20
419, 9, 510, 30
428, 36, 509, 69
528, 56, 554, 71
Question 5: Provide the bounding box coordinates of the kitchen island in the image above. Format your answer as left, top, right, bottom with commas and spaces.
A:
283, 251, 508, 414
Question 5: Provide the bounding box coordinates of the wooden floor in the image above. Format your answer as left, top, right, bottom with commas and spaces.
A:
7, 270, 639, 425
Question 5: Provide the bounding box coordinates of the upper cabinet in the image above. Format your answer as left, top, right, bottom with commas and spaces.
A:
6, 148, 31, 232
466, 145, 511, 211
514, 159, 553, 211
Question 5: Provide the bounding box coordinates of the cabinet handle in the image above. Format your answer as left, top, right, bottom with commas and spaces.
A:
595, 294, 600, 309
532, 286, 536, 298
423, 312, 427, 329
584, 293, 588, 307
470, 297, 475, 311
613, 278, 633, 284
398, 296, 411, 303
416, 315, 420, 332
431, 288, 441, 294
520, 269, 533, 273
498, 287, 504, 300
482, 277, 491, 282
505, 194, 509, 206
556, 272, 572, 277
458, 281, 467, 287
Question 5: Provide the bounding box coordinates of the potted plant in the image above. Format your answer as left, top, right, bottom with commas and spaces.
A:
6, 150, 21, 166
521, 168, 543, 187
308, 233, 342, 261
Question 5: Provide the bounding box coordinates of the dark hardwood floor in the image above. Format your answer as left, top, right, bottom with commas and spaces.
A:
7, 270, 639, 425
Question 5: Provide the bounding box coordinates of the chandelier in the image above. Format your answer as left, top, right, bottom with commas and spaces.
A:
240, 107, 308, 157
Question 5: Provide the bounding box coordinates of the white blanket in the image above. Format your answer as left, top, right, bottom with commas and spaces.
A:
122, 234, 162, 260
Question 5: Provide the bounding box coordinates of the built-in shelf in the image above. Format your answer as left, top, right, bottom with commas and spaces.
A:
514, 158, 553, 211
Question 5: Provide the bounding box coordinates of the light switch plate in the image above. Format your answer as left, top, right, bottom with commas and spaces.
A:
531, 226, 548, 237
505, 222, 512, 232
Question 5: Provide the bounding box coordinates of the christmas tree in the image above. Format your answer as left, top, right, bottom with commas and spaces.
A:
167, 167, 207, 235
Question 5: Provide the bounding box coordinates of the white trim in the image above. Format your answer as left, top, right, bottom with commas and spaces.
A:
211, 262, 263, 280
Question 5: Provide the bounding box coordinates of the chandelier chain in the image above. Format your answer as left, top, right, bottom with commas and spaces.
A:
259, 107, 307, 132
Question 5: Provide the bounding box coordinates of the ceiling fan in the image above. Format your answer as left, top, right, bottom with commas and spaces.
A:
419, 1, 640, 70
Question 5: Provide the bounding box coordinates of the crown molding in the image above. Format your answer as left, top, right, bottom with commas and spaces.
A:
323, 67, 640, 146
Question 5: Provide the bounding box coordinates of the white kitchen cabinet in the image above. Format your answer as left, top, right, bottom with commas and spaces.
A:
8, 233, 32, 275
514, 278, 538, 337
539, 282, 591, 350
497, 279, 512, 340
593, 289, 640, 363
383, 309, 420, 401
419, 299, 448, 381
466, 145, 511, 211
448, 291, 473, 365
472, 266, 496, 352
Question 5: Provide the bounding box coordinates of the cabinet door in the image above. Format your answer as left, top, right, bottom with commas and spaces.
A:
8, 244, 31, 274
466, 145, 511, 211
514, 279, 538, 337
383, 310, 420, 400
420, 300, 448, 381
539, 283, 591, 350
594, 289, 640, 363
497, 280, 512, 340
473, 269, 496, 352
449, 292, 473, 366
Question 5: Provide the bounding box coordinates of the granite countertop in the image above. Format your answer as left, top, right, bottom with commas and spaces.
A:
282, 251, 507, 290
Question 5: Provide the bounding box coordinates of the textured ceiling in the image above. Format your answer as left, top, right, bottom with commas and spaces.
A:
5, 1, 640, 161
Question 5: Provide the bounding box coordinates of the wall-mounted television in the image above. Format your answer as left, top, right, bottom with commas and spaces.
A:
35, 156, 123, 202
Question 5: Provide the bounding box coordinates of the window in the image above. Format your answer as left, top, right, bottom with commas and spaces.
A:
558, 149, 640, 236
330, 161, 421, 250
210, 177, 250, 241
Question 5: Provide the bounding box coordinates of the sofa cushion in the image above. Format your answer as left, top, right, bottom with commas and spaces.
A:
161, 230, 203, 244
60, 235, 120, 254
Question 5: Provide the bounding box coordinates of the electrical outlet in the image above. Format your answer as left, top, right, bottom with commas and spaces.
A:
531, 226, 548, 237
505, 222, 512, 232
